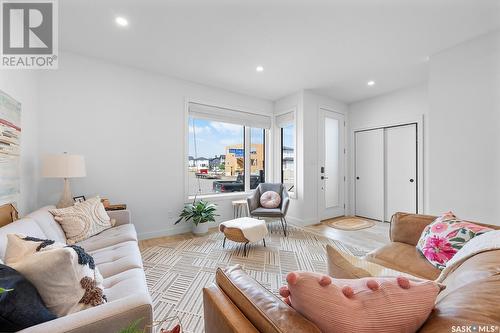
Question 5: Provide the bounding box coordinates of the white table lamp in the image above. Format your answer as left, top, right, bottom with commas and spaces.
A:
42, 153, 86, 208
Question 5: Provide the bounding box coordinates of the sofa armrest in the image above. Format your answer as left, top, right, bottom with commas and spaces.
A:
107, 210, 131, 226
215, 265, 321, 333
20, 293, 153, 333
390, 212, 436, 245
203, 284, 259, 333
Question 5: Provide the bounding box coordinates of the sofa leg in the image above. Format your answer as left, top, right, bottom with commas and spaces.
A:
223, 237, 226, 248
280, 218, 287, 237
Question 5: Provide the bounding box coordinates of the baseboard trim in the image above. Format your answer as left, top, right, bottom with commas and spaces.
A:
138, 216, 320, 240
286, 216, 319, 227
138, 222, 218, 240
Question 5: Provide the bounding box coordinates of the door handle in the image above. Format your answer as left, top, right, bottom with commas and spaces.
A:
321, 176, 329, 180
356, 177, 360, 180
409, 179, 414, 183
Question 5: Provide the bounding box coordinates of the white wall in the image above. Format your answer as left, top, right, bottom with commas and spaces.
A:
273, 91, 303, 223
274, 90, 348, 226
428, 31, 500, 223
37, 52, 273, 239
0, 71, 39, 215
347, 84, 429, 215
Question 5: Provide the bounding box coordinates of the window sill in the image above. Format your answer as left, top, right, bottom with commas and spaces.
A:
187, 191, 252, 202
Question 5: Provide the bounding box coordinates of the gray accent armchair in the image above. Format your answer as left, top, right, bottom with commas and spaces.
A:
246, 183, 290, 236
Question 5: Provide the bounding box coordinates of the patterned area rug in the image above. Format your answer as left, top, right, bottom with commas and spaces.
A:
141, 223, 368, 333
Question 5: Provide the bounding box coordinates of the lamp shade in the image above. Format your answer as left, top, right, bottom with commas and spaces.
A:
41, 153, 86, 178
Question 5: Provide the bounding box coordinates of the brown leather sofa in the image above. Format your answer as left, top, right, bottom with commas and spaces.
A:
203, 213, 500, 333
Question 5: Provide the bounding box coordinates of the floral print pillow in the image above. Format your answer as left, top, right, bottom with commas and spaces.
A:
416, 212, 493, 270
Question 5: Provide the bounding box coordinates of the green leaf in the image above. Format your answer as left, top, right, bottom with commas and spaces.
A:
0, 287, 13, 294
118, 318, 143, 333
449, 237, 466, 243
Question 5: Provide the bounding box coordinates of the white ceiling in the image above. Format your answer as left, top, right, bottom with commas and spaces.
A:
60, 0, 500, 103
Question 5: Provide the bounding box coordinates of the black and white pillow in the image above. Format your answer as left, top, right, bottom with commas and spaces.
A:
4, 234, 106, 317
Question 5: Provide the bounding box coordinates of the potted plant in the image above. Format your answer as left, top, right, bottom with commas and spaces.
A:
174, 200, 217, 235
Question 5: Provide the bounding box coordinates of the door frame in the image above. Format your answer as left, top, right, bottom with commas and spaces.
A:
317, 106, 346, 221
350, 115, 424, 218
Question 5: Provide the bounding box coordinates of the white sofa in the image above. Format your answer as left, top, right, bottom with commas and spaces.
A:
0, 206, 153, 333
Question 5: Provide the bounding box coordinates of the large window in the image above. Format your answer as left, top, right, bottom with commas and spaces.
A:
276, 111, 295, 193
250, 128, 265, 190
187, 102, 270, 197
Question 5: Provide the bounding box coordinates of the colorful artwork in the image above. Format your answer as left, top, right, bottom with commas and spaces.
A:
0, 90, 21, 207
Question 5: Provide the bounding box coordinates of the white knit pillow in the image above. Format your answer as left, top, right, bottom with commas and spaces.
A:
49, 196, 113, 244
4, 234, 106, 317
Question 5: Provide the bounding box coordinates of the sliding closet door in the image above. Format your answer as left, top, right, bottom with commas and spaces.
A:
355, 129, 384, 221
384, 124, 417, 221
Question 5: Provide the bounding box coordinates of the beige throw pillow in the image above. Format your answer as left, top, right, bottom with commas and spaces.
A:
49, 196, 113, 244
4, 234, 106, 317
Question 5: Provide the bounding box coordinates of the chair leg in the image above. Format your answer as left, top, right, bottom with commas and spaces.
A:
223, 236, 226, 248
283, 217, 288, 236
243, 242, 248, 257
263, 238, 266, 247
280, 218, 287, 237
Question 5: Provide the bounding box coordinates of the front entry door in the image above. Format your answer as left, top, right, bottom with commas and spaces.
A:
318, 109, 345, 220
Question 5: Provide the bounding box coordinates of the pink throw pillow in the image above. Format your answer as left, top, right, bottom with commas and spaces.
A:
260, 191, 281, 209
279, 271, 441, 333
416, 212, 493, 270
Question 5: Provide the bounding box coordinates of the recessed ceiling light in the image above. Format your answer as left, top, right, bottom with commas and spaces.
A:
115, 16, 129, 27
256, 66, 264, 72
367, 80, 375, 86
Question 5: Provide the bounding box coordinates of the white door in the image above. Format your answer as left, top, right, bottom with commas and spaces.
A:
355, 129, 384, 221
384, 124, 417, 221
318, 109, 345, 220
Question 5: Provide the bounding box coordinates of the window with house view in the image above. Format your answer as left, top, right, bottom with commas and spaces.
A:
277, 111, 295, 193
187, 102, 269, 197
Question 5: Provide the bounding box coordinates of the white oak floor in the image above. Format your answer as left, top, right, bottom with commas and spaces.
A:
140, 216, 390, 252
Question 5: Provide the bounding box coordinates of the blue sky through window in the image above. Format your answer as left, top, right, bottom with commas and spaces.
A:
282, 124, 294, 149
189, 117, 266, 159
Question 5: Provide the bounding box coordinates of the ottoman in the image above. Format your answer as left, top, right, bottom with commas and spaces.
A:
219, 217, 268, 256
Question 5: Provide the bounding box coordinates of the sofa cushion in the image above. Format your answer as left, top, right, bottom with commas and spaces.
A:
76, 224, 137, 252
250, 207, 282, 217
419, 250, 500, 332
365, 242, 441, 281
0, 263, 57, 331
0, 218, 46, 260
5, 234, 106, 317
91, 241, 143, 278
325, 245, 418, 280
103, 268, 149, 302
215, 265, 321, 333
26, 206, 66, 244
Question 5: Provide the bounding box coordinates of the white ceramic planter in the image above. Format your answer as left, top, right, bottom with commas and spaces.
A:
192, 222, 209, 235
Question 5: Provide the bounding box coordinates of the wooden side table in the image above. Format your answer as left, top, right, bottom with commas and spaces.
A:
232, 199, 248, 218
